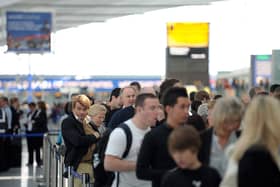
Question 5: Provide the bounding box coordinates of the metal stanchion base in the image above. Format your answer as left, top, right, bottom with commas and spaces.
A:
36, 175, 46, 186
37, 183, 47, 187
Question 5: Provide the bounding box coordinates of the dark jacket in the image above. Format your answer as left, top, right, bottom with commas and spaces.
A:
25, 110, 38, 133
238, 145, 280, 187
10, 106, 21, 132
62, 113, 99, 170
161, 165, 221, 187
136, 122, 176, 187
107, 106, 135, 130
198, 128, 214, 165
104, 106, 120, 127
187, 114, 206, 132
33, 109, 48, 133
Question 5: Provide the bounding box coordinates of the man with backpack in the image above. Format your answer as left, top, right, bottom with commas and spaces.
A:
103, 93, 160, 187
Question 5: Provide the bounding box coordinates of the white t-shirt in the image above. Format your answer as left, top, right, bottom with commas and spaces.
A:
105, 119, 151, 187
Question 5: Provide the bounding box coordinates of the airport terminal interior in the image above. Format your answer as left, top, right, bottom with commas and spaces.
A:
0, 0, 280, 186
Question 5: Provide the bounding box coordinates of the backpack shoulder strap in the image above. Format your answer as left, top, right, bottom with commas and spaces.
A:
118, 123, 132, 158
116, 123, 132, 187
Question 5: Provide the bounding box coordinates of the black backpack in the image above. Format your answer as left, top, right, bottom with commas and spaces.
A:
93, 123, 132, 187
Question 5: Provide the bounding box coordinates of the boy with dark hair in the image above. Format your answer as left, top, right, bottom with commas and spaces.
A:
162, 126, 221, 187
136, 87, 189, 187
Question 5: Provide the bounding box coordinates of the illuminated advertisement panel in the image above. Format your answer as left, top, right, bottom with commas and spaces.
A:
6, 11, 52, 53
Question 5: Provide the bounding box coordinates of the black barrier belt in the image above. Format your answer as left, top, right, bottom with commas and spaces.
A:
0, 130, 60, 138
0, 133, 45, 137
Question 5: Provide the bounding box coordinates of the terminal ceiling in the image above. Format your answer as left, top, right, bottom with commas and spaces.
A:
0, 0, 222, 46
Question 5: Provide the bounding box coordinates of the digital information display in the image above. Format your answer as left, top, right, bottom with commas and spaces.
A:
251, 55, 271, 86
166, 22, 209, 59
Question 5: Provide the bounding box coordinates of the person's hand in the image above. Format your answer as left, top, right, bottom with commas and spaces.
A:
93, 131, 100, 139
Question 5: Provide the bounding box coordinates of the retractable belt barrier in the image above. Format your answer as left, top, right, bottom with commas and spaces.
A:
0, 130, 92, 186
41, 132, 92, 187
67, 166, 91, 187
0, 133, 45, 137
0, 129, 60, 138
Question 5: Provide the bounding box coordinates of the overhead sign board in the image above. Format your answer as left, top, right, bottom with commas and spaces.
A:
0, 76, 162, 92
251, 54, 272, 86
6, 11, 52, 53
166, 22, 209, 59
167, 22, 209, 48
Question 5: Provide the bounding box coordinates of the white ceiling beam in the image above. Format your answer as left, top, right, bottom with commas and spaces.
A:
55, 15, 119, 22
9, 3, 189, 9
0, 0, 22, 7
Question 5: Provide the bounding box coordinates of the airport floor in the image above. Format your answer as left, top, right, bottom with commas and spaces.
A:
0, 122, 61, 187
0, 138, 44, 187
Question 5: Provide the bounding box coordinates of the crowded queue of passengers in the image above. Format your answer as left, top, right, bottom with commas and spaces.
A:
60, 80, 280, 187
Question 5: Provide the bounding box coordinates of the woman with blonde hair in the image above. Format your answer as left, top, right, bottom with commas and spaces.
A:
88, 104, 107, 136
198, 97, 244, 177
220, 96, 280, 187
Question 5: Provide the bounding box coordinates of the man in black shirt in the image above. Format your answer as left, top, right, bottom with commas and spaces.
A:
161, 126, 221, 187
136, 87, 189, 187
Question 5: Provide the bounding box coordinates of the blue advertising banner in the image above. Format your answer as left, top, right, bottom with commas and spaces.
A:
6, 11, 52, 53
